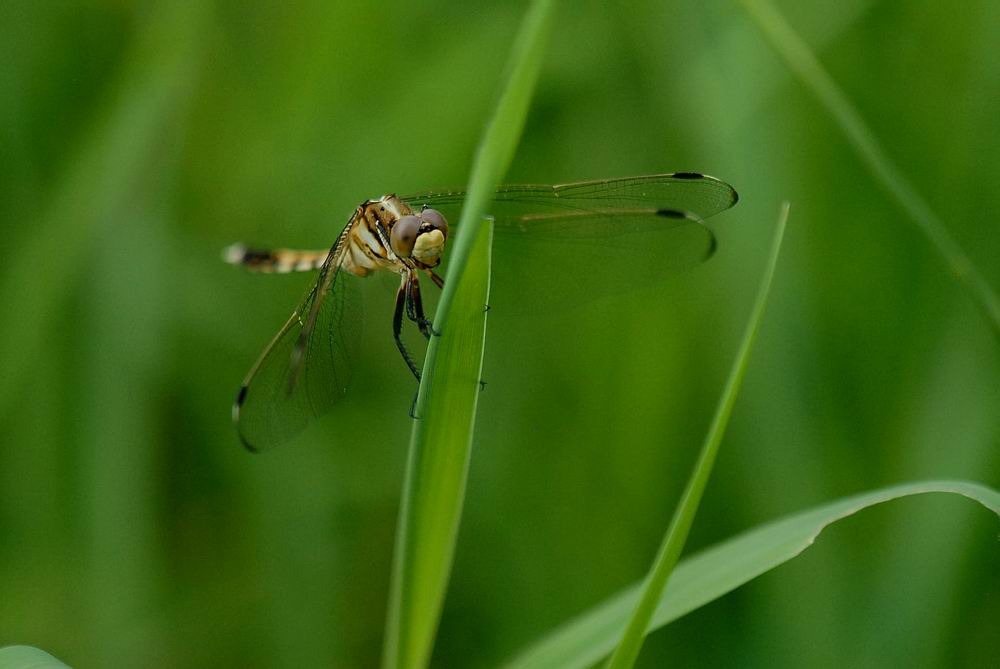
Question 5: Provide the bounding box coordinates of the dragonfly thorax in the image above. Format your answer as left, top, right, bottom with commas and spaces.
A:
343, 195, 450, 276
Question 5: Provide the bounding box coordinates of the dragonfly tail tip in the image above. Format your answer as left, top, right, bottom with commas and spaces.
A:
222, 243, 247, 265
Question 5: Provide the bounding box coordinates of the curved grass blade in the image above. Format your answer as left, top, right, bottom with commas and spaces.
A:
504, 479, 1000, 669
0, 646, 70, 669
382, 2, 557, 666
737, 0, 1000, 337
603, 203, 788, 668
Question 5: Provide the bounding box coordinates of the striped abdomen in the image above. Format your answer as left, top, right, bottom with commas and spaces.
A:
223, 244, 329, 273
224, 195, 414, 278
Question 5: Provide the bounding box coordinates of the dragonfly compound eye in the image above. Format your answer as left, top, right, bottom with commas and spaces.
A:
390, 215, 421, 257
411, 208, 448, 267
418, 208, 448, 238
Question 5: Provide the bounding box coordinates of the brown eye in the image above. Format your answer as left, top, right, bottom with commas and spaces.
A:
418, 208, 448, 239
391, 215, 421, 257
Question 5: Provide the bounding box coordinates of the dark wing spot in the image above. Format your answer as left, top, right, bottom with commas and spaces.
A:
233, 386, 260, 453
671, 172, 704, 180
656, 208, 688, 219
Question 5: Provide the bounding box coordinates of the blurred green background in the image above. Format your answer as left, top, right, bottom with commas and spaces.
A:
2, 1, 998, 667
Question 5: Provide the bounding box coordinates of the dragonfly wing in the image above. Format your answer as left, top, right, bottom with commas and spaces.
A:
401, 172, 737, 226
493, 209, 715, 313
233, 230, 361, 452
402, 173, 736, 313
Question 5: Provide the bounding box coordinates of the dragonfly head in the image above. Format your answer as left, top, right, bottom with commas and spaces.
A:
390, 208, 449, 268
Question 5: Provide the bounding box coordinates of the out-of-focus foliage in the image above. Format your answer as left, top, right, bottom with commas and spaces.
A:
0, 1, 997, 667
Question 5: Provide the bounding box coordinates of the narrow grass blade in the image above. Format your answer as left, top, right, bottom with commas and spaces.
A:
604, 204, 788, 668
382, 3, 557, 667
383, 221, 492, 669
504, 479, 1000, 669
738, 0, 1000, 337
0, 646, 70, 669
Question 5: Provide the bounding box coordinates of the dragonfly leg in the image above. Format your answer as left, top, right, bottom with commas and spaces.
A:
427, 270, 444, 290
408, 275, 440, 339
404, 277, 419, 323
394, 275, 422, 381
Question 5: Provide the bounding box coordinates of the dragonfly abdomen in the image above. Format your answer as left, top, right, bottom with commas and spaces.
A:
223, 244, 329, 273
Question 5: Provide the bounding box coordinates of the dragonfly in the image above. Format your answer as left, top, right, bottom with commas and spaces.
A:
224, 172, 738, 452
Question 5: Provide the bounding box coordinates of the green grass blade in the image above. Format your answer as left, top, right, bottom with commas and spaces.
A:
603, 204, 789, 668
381, 6, 556, 666
504, 479, 1000, 669
382, 220, 493, 669
0, 646, 70, 669
738, 0, 1000, 337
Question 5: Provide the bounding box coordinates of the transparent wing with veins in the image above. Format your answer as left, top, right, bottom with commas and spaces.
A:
402, 172, 738, 310
232, 225, 360, 452
402, 172, 737, 237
